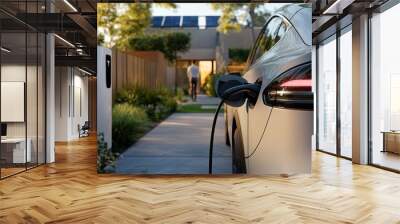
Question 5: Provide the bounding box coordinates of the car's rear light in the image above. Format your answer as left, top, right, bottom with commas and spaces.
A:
263, 63, 313, 110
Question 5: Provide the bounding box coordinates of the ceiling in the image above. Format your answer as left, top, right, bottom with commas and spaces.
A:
310, 0, 390, 43
0, 0, 97, 73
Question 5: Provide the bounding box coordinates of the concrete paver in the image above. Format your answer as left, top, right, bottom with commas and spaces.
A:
115, 113, 232, 174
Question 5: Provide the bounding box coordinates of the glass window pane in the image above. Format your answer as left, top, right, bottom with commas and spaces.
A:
371, 4, 400, 171
38, 32, 45, 165
317, 36, 337, 154
251, 17, 282, 64
275, 22, 287, 43
264, 17, 281, 52
27, 31, 38, 169
1, 30, 28, 177
0, 0, 46, 179
340, 29, 352, 158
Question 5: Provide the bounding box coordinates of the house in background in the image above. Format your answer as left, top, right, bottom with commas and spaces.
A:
147, 16, 262, 87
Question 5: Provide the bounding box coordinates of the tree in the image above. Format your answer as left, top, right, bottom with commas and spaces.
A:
128, 35, 165, 53
116, 4, 152, 49
97, 3, 118, 48
211, 3, 272, 42
128, 32, 191, 62
163, 32, 191, 62
97, 3, 176, 49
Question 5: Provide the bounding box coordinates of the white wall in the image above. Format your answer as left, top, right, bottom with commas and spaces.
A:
55, 67, 69, 141
74, 73, 89, 133
54, 67, 89, 141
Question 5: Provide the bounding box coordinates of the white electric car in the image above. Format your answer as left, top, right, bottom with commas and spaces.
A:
220, 4, 312, 175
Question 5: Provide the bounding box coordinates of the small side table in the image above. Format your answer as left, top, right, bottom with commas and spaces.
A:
1, 138, 32, 164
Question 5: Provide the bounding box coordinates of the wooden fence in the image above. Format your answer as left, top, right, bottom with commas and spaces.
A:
111, 49, 176, 98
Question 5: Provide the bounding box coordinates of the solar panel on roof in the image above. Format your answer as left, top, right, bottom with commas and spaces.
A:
182, 16, 198, 27
206, 16, 219, 27
164, 16, 180, 27
152, 16, 163, 27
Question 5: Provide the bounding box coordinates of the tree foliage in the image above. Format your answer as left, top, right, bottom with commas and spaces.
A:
163, 32, 191, 61
116, 4, 152, 49
211, 3, 272, 41
128, 32, 191, 62
212, 3, 243, 33
97, 3, 118, 48
97, 3, 176, 49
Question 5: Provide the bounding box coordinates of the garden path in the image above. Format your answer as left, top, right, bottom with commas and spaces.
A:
115, 95, 232, 174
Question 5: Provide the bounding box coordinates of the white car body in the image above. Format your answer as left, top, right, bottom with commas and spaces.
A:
225, 4, 313, 175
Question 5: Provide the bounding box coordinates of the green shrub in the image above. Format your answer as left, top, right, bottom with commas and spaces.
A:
128, 32, 191, 62
203, 74, 223, 97
176, 87, 189, 103
97, 133, 119, 173
128, 35, 165, 52
163, 32, 191, 62
114, 86, 177, 121
182, 87, 189, 95
152, 88, 177, 120
112, 104, 150, 153
114, 87, 138, 105
228, 48, 250, 64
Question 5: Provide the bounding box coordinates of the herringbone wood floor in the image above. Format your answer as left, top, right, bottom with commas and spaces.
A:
1, 136, 400, 224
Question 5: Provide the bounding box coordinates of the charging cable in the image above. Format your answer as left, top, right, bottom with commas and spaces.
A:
208, 102, 273, 173
245, 108, 273, 158
208, 100, 225, 174
208, 82, 262, 174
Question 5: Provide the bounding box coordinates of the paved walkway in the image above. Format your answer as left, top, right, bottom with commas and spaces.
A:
194, 94, 221, 105
115, 112, 232, 174
185, 94, 221, 110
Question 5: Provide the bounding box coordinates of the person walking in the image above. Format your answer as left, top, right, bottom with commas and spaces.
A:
187, 60, 200, 101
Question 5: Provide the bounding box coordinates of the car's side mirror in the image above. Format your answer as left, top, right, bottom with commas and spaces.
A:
215, 74, 247, 98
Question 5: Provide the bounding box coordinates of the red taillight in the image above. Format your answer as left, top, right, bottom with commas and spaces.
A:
263, 63, 313, 110
280, 79, 312, 88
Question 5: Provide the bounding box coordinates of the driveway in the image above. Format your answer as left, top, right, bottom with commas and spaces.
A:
115, 112, 232, 174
